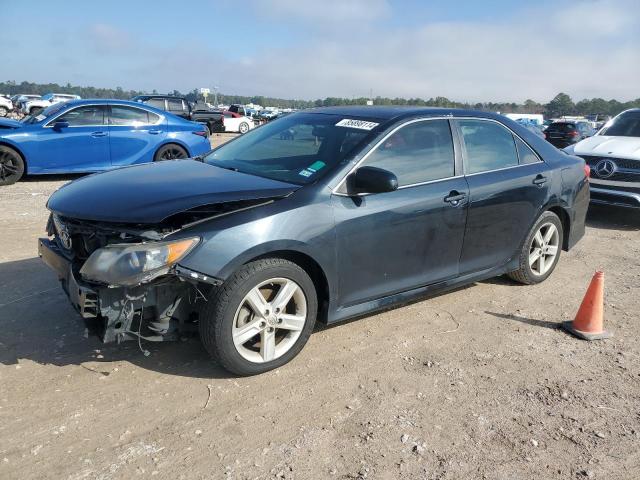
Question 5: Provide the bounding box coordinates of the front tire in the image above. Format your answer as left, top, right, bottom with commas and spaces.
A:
0, 106, 8, 117
238, 122, 249, 134
199, 258, 318, 376
508, 211, 563, 285
153, 144, 188, 161
0, 146, 25, 186
29, 107, 43, 116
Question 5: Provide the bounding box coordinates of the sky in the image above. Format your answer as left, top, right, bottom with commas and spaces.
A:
1, 0, 639, 103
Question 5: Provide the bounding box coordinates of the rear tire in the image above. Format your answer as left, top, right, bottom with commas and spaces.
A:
29, 107, 43, 116
508, 211, 563, 285
153, 144, 188, 161
0, 146, 25, 186
199, 258, 318, 376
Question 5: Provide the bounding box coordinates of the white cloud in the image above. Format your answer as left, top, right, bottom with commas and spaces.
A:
252, 0, 390, 25
8, 1, 638, 103
88, 24, 134, 54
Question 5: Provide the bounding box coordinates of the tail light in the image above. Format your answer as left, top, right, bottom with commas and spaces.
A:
584, 164, 590, 180
192, 130, 208, 137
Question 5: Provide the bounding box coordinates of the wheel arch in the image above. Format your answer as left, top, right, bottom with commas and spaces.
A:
546, 204, 571, 251
154, 140, 192, 159
0, 141, 27, 174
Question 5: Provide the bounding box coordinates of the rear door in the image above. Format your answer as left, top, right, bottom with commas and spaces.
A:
455, 118, 550, 275
332, 118, 469, 306
37, 105, 110, 171
107, 105, 167, 166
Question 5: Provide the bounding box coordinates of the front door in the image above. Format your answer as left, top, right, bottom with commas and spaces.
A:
38, 105, 110, 172
332, 118, 469, 307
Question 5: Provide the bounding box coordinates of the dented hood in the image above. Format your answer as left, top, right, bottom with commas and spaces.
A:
47, 160, 301, 223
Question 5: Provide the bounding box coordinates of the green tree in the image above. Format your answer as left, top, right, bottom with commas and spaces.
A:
545, 93, 574, 118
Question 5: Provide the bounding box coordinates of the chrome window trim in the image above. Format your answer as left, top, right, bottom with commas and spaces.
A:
332, 116, 457, 195
331, 115, 544, 196
44, 103, 164, 128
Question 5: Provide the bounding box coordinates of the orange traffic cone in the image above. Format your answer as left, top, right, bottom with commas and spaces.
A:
562, 271, 612, 340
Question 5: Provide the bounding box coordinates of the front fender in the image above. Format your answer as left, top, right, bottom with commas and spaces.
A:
176, 197, 337, 293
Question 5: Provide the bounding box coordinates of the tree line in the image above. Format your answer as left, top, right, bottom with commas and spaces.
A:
2, 80, 638, 118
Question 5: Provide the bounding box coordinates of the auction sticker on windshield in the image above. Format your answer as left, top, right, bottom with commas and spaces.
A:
335, 119, 379, 130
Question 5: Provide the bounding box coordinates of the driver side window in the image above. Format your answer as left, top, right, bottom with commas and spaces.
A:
56, 106, 106, 126
362, 119, 455, 186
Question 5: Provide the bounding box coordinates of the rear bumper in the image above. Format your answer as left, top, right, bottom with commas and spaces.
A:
590, 187, 640, 209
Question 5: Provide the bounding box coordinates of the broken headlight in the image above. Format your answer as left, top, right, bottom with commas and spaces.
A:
79, 237, 199, 286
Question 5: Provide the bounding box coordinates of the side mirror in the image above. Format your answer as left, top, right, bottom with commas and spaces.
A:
348, 166, 398, 195
52, 121, 69, 131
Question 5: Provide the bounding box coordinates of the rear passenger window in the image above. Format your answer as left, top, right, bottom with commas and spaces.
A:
363, 119, 455, 186
515, 137, 540, 164
110, 106, 151, 126
458, 120, 519, 174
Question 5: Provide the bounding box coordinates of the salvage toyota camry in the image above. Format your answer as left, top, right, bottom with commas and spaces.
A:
39, 107, 589, 375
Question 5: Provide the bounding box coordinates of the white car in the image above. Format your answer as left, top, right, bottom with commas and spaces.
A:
22, 93, 81, 115
0, 96, 13, 117
564, 108, 640, 209
223, 111, 255, 134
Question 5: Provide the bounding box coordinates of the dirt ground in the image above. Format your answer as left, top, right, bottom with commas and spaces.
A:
1, 149, 639, 479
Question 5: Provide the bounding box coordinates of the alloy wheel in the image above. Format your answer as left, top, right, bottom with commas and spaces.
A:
0, 150, 21, 183
160, 147, 187, 160
529, 222, 559, 276
232, 277, 307, 363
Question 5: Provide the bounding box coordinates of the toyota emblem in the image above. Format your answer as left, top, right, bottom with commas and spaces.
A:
594, 159, 616, 179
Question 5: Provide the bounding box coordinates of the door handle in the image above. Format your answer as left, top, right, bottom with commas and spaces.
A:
444, 191, 467, 206
533, 175, 547, 186
148, 129, 161, 135
91, 131, 107, 138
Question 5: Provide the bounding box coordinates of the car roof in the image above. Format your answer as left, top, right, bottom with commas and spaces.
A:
59, 99, 180, 117
305, 105, 505, 122
132, 94, 186, 100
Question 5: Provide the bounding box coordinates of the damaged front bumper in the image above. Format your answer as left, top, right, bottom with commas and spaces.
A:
38, 238, 220, 344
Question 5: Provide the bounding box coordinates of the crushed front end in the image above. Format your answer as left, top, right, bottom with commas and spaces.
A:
38, 214, 220, 344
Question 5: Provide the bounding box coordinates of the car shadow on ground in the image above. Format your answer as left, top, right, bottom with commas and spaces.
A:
0, 257, 236, 379
21, 173, 87, 183
586, 205, 640, 231
484, 311, 560, 330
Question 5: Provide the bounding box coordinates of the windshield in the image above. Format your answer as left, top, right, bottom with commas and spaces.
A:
203, 112, 381, 184
600, 111, 640, 137
21, 102, 68, 124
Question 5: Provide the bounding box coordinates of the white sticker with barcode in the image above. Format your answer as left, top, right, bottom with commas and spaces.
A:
335, 119, 379, 130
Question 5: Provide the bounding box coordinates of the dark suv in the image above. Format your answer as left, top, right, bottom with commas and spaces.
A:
132, 95, 224, 135
544, 121, 594, 148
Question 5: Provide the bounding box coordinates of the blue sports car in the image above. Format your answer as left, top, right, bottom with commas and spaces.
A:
0, 99, 211, 185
